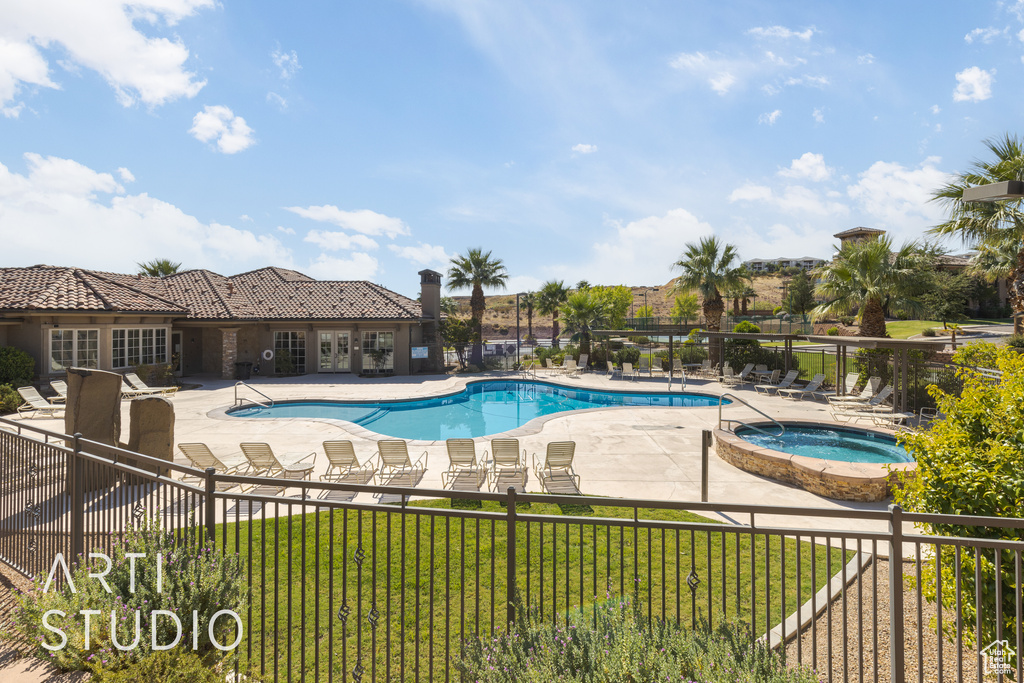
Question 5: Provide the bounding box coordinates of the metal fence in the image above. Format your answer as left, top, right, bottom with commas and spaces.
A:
1, 416, 1022, 682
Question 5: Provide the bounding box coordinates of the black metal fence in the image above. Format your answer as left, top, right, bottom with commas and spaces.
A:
1, 416, 1022, 682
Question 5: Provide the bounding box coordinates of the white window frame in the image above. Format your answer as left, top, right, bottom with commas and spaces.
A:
112, 327, 169, 369
273, 331, 307, 374
49, 329, 99, 373
361, 331, 395, 372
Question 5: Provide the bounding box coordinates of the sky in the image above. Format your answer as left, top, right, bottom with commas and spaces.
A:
2, 1, 1024, 299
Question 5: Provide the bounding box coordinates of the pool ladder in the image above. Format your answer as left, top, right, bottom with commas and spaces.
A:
717, 392, 785, 437
234, 382, 275, 409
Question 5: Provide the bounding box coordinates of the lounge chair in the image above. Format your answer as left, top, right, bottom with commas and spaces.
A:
125, 372, 179, 396
177, 443, 243, 490
372, 439, 428, 480
48, 379, 68, 403
719, 366, 735, 383
239, 442, 316, 480
121, 380, 165, 399
755, 370, 798, 395
442, 439, 487, 490
621, 362, 637, 381
576, 354, 588, 373
777, 373, 827, 400
532, 441, 580, 493
811, 372, 860, 401
562, 359, 578, 376
16, 387, 65, 418
830, 385, 895, 422
606, 361, 620, 379
321, 441, 377, 483
722, 363, 755, 387
485, 438, 527, 492
827, 377, 882, 405
751, 369, 780, 393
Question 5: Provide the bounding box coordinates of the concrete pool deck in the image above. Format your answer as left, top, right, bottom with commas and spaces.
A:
6, 369, 905, 535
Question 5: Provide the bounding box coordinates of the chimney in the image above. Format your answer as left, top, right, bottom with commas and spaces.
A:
418, 269, 442, 320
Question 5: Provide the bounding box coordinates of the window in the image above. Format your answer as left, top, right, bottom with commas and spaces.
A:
50, 329, 99, 373
112, 328, 168, 368
362, 331, 394, 372
274, 331, 306, 374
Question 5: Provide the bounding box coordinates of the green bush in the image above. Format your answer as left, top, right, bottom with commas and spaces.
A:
952, 340, 1001, 370
458, 598, 815, 682
894, 347, 1024, 655
14, 519, 247, 673
613, 347, 641, 366
0, 383, 21, 414
826, 327, 839, 336
733, 320, 761, 334
1006, 334, 1024, 349
0, 346, 34, 386
626, 335, 651, 345
772, 306, 783, 315
921, 327, 936, 337
724, 345, 794, 374
91, 649, 262, 682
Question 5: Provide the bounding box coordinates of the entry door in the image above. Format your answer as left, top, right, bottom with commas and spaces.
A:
318, 331, 351, 372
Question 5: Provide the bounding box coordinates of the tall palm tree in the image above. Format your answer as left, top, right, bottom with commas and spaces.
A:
560, 290, 608, 362
930, 133, 1024, 334
740, 285, 757, 315
519, 291, 538, 340
810, 236, 926, 338
447, 248, 509, 365
537, 280, 569, 349
674, 237, 745, 365
970, 237, 1017, 309
137, 258, 181, 277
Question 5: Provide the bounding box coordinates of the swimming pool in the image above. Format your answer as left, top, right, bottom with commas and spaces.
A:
734, 425, 912, 464
228, 380, 725, 440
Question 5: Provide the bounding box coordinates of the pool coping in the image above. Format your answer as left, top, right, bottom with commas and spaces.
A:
209, 375, 729, 445
713, 420, 916, 502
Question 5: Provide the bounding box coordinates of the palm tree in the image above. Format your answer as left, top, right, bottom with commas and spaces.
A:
810, 236, 926, 338
137, 258, 181, 277
930, 134, 1024, 334
447, 248, 509, 365
537, 280, 569, 349
519, 292, 538, 340
740, 286, 757, 315
970, 237, 1017, 309
560, 290, 608, 362
575, 280, 591, 291
674, 237, 745, 365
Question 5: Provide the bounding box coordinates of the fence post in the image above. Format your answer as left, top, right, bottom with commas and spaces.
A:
506, 486, 518, 627
889, 504, 905, 683
70, 433, 84, 563
204, 467, 216, 547
701, 430, 710, 502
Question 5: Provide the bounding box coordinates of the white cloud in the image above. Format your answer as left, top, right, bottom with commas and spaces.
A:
953, 66, 995, 102
812, 107, 825, 123
779, 152, 832, 182
729, 181, 847, 217
0, 152, 292, 272
669, 52, 739, 95
965, 27, 1005, 44
0, 0, 211, 109
930, 104, 941, 115
271, 47, 301, 79
758, 109, 781, 125
2, 102, 26, 118
846, 157, 950, 233
387, 242, 451, 267
728, 184, 772, 202
116, 167, 134, 183
304, 253, 379, 281
747, 26, 815, 41
304, 229, 380, 251
572, 143, 597, 154
857, 53, 875, 65
284, 205, 411, 237
709, 72, 737, 95
189, 105, 256, 153
1018, 28, 1024, 42
276, 225, 294, 234
266, 91, 287, 110
784, 75, 829, 88
239, 214, 252, 222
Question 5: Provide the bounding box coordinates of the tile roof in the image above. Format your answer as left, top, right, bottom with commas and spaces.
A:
833, 227, 885, 239
0, 265, 423, 320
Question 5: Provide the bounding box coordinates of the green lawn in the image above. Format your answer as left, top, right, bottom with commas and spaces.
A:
218, 500, 850, 681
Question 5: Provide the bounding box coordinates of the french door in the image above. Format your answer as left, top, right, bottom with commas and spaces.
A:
317, 331, 351, 372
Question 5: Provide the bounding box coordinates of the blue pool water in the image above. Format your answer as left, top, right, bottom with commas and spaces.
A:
229, 380, 725, 440
735, 425, 913, 464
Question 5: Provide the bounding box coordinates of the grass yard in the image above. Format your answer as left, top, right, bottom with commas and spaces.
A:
217, 499, 852, 681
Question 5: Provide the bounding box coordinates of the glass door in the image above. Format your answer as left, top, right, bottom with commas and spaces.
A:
317, 331, 351, 372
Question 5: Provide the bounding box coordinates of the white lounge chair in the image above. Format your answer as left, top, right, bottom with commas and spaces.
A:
485, 438, 527, 492
125, 372, 179, 396
576, 354, 589, 373
827, 377, 882, 405
239, 442, 316, 480
621, 362, 637, 381
830, 385, 895, 422
321, 441, 377, 484
532, 441, 580, 494
48, 379, 68, 403
755, 370, 799, 395
16, 387, 65, 418
373, 439, 428, 480
442, 439, 487, 490
777, 373, 827, 400
177, 443, 244, 490
751, 369, 781, 394
121, 380, 165, 399
606, 361, 620, 379
722, 363, 755, 387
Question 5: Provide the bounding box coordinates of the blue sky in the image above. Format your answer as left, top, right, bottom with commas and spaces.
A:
2, 1, 1024, 299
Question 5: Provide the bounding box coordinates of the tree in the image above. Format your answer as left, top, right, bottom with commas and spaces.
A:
635, 305, 654, 319
439, 297, 460, 316
575, 280, 591, 291
670, 294, 699, 325
560, 290, 609, 362
673, 237, 745, 363
930, 134, 1024, 334
447, 248, 509, 366
810, 235, 926, 338
970, 236, 1017, 314
921, 271, 971, 329
537, 280, 569, 349
439, 318, 472, 369
137, 259, 181, 277
519, 292, 538, 340
785, 270, 816, 315
740, 286, 756, 315
590, 285, 632, 329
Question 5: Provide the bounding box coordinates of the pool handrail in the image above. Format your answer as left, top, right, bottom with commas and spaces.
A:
234, 381, 275, 409
717, 392, 785, 437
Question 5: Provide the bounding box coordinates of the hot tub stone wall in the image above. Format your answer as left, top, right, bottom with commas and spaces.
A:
713, 425, 915, 503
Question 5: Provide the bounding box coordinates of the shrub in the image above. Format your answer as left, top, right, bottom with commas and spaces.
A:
613, 347, 640, 366
826, 327, 839, 336
839, 316, 855, 326
91, 649, 262, 682
921, 327, 936, 337
627, 335, 651, 345
0, 346, 34, 387
1006, 334, 1024, 349
724, 345, 795, 374
733, 320, 761, 334
772, 306, 783, 315
458, 598, 815, 682
952, 340, 1001, 370
894, 348, 1024, 653
14, 519, 247, 673
132, 363, 176, 387
676, 345, 707, 364
0, 383, 21, 414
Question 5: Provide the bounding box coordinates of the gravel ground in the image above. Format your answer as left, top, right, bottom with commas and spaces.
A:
785, 558, 989, 682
